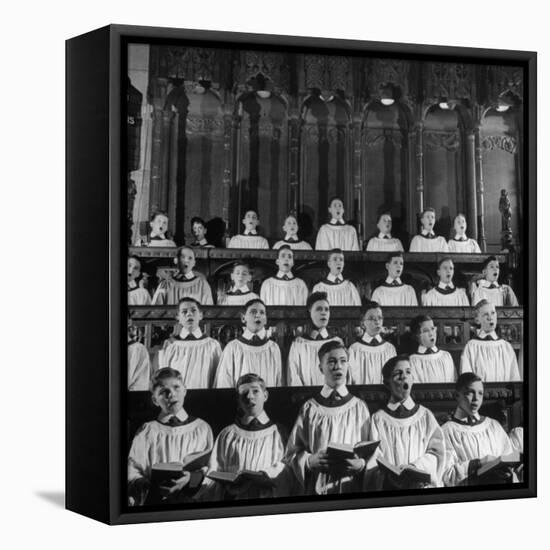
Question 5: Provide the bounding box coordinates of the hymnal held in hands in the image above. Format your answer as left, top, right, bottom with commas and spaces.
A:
477, 451, 522, 478
327, 441, 380, 461
150, 450, 211, 484
377, 457, 431, 485
207, 470, 274, 487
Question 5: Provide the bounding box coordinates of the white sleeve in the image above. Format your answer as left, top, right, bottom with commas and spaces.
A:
460, 344, 473, 374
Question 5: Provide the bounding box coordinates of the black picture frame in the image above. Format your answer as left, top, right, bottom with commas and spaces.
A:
66, 24, 537, 525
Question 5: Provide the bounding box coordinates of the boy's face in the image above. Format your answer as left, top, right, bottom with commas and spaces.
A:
362, 307, 383, 336
328, 252, 344, 275
309, 299, 330, 329
192, 222, 206, 240
421, 211, 435, 230
231, 265, 251, 287
242, 210, 259, 231
283, 216, 298, 236
417, 319, 437, 348
386, 256, 404, 279
150, 214, 168, 236
377, 214, 392, 235
177, 248, 196, 273
385, 360, 413, 401
454, 215, 467, 234
319, 347, 349, 388
152, 376, 186, 415
237, 381, 268, 418
128, 257, 141, 281
242, 302, 267, 333
483, 260, 500, 283
456, 381, 484, 417
276, 248, 294, 272
177, 300, 203, 331
437, 260, 454, 284
328, 199, 344, 220
476, 303, 498, 333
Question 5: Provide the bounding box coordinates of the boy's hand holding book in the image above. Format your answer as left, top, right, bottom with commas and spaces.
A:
158, 471, 191, 500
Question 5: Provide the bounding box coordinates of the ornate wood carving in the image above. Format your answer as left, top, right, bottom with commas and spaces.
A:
423, 130, 461, 152
362, 128, 405, 148
364, 58, 411, 101
486, 65, 524, 103
481, 135, 518, 154
425, 62, 474, 101
304, 54, 352, 94
235, 51, 290, 96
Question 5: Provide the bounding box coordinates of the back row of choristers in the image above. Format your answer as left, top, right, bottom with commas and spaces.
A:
136, 199, 482, 253
128, 296, 521, 392
128, 248, 519, 308
128, 346, 522, 505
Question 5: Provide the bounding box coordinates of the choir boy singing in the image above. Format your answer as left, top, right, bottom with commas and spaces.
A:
128, 256, 151, 306
260, 245, 309, 306
273, 214, 313, 250
370, 252, 418, 306
315, 197, 360, 251
460, 299, 521, 381
285, 340, 371, 495
365, 213, 405, 252
442, 373, 515, 486
158, 297, 222, 389
287, 292, 343, 386
348, 301, 397, 385
409, 207, 449, 253
217, 262, 260, 306
214, 299, 282, 388
471, 256, 519, 307
228, 210, 270, 249
421, 257, 470, 307
408, 315, 456, 383
190, 216, 214, 248
136, 211, 177, 247
447, 213, 482, 254
127, 368, 213, 506
152, 246, 214, 306
128, 325, 152, 391
312, 249, 362, 306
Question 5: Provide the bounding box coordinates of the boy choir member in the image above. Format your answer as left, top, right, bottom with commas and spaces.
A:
442, 373, 515, 486
199, 374, 291, 500
365, 213, 404, 252
158, 298, 222, 389
348, 301, 397, 385
285, 341, 371, 495
447, 213, 482, 254
368, 355, 446, 489
312, 249, 362, 306
189, 216, 214, 248
460, 300, 521, 381
273, 214, 312, 250
287, 292, 343, 386
217, 262, 260, 306
370, 252, 418, 306
152, 246, 213, 306
471, 256, 519, 307
422, 258, 470, 307
408, 315, 456, 383
127, 368, 214, 505
315, 197, 360, 251
228, 210, 270, 249
260, 245, 309, 306
128, 325, 152, 391
214, 299, 282, 388
409, 207, 449, 253
135, 211, 177, 247
128, 256, 151, 306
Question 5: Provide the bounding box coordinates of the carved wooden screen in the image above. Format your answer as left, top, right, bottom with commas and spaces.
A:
361, 103, 412, 243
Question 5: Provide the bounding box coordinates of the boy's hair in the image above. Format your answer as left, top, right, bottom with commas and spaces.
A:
307, 291, 329, 312
277, 244, 293, 257
386, 251, 403, 263
410, 314, 433, 337
232, 261, 251, 272
191, 216, 206, 228
318, 339, 347, 362
454, 212, 467, 222
243, 209, 259, 217
328, 196, 344, 207
382, 354, 410, 383
437, 256, 453, 269
177, 296, 202, 310
150, 210, 169, 222
377, 211, 391, 224
128, 254, 142, 268
455, 372, 483, 393
241, 298, 266, 316
176, 245, 196, 259
328, 248, 344, 259
474, 298, 492, 315
481, 255, 498, 271
236, 373, 267, 392
420, 207, 436, 218
362, 300, 382, 317
284, 213, 297, 223
150, 367, 183, 392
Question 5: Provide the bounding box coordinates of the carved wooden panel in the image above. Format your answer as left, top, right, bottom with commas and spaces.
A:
424, 62, 475, 101
235, 51, 291, 97
303, 54, 352, 94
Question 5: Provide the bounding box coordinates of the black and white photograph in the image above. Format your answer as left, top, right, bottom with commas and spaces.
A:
124, 35, 532, 513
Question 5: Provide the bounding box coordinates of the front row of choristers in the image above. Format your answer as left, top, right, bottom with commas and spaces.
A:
128, 345, 522, 505
129, 296, 520, 391
135, 203, 484, 253
128, 248, 519, 308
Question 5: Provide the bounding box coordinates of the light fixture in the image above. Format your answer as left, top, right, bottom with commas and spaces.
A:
256, 90, 271, 99
496, 104, 510, 112
438, 98, 457, 110
496, 91, 514, 112
381, 98, 395, 106
380, 83, 396, 106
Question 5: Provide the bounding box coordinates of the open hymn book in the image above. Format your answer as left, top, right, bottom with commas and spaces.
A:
150, 450, 211, 484
207, 470, 275, 487
476, 451, 522, 478
327, 440, 380, 461
376, 457, 431, 485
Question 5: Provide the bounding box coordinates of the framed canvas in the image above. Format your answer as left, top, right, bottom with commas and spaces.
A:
66, 24, 536, 525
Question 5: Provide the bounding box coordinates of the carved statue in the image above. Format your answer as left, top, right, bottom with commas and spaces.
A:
499, 189, 514, 251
